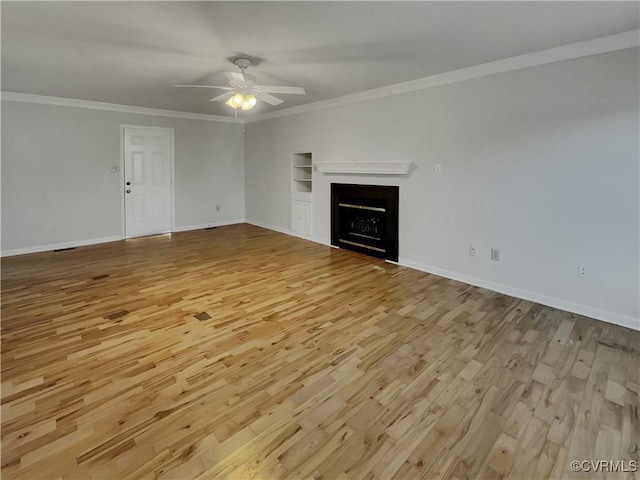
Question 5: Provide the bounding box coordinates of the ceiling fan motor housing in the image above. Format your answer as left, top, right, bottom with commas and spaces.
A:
234, 58, 252, 69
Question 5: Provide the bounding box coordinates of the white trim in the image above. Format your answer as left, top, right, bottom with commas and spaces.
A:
246, 30, 640, 123
291, 191, 313, 202
171, 128, 176, 233
8, 223, 634, 331
120, 127, 126, 238
315, 161, 411, 175
2, 31, 636, 126
242, 222, 640, 331
1, 92, 242, 124
172, 219, 246, 233
0, 220, 247, 256
1, 236, 122, 257
120, 125, 175, 239
246, 220, 331, 247
398, 258, 640, 332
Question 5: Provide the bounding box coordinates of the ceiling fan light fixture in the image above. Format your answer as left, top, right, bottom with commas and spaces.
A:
241, 94, 257, 110
232, 92, 245, 108
225, 92, 257, 111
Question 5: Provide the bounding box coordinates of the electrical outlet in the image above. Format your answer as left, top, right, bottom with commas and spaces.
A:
45, 221, 53, 231
110, 165, 119, 173
491, 248, 500, 261
469, 245, 476, 256
578, 265, 586, 278
434, 164, 442, 174
216, 205, 220, 212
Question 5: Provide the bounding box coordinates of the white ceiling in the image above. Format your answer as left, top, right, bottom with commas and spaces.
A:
2, 1, 638, 117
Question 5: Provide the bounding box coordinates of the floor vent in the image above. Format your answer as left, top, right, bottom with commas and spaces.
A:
105, 310, 128, 320
54, 247, 76, 252
93, 274, 110, 280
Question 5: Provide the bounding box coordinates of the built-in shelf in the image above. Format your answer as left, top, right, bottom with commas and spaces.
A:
315, 161, 411, 175
291, 151, 313, 206
291, 152, 313, 235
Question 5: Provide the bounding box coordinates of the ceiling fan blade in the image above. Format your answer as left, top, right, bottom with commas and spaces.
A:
210, 92, 233, 102
256, 92, 284, 106
224, 71, 247, 83
253, 85, 305, 95
174, 84, 234, 90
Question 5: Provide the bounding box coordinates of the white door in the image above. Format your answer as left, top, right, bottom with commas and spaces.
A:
124, 127, 173, 238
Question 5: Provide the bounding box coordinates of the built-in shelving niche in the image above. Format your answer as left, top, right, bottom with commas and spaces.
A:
291, 152, 313, 201
291, 152, 313, 236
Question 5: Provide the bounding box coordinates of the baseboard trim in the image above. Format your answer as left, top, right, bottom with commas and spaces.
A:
246, 220, 331, 247
241, 223, 639, 331
1, 219, 246, 257
1, 235, 123, 257
399, 258, 639, 332
9, 224, 634, 331
172, 219, 246, 233
245, 222, 639, 331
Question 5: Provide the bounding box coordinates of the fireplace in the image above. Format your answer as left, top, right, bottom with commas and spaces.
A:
331, 183, 399, 261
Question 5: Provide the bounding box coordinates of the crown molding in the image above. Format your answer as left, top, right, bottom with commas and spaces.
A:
245, 29, 640, 123
2, 30, 637, 125
0, 92, 243, 124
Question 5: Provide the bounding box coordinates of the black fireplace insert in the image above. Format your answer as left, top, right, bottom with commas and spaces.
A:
331, 183, 399, 261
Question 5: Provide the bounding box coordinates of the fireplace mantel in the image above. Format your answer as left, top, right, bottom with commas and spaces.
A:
315, 161, 411, 175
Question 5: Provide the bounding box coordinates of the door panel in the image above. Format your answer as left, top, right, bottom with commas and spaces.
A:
124, 128, 172, 238
131, 152, 145, 185
153, 194, 165, 218
151, 153, 165, 185
291, 200, 313, 236
132, 194, 145, 222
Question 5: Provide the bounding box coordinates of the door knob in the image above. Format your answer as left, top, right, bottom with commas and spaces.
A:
126, 189, 131, 193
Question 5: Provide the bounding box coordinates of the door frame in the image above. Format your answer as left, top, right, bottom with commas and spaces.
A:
119, 125, 176, 239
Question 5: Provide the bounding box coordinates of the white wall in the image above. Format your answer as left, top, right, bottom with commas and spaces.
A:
245, 48, 640, 329
1, 101, 245, 253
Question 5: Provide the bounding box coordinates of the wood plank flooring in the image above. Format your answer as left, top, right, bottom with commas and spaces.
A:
1, 223, 639, 479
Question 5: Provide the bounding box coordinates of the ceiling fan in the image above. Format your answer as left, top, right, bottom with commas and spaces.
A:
175, 58, 305, 113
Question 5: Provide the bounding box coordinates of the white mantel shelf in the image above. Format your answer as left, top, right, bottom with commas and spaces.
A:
315, 161, 411, 175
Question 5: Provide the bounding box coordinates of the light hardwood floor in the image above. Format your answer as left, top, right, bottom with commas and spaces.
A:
2, 224, 639, 479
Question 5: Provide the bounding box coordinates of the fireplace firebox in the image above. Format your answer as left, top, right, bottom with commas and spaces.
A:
331, 183, 399, 261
